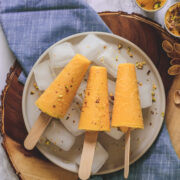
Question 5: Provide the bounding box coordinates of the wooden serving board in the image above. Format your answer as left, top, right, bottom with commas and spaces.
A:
0, 12, 179, 180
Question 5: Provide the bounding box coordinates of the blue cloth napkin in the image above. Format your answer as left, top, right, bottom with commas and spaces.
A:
0, 0, 110, 83
1, 1, 180, 180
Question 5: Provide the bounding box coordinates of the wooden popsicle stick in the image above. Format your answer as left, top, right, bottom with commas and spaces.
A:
24, 112, 51, 150
78, 131, 98, 180
124, 128, 131, 179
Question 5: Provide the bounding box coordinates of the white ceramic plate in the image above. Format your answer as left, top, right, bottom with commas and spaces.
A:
22, 32, 165, 175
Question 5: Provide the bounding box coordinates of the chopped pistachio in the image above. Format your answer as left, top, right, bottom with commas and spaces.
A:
100, 57, 104, 63
65, 86, 69, 92
79, 93, 83, 98
33, 83, 39, 90
161, 112, 165, 117
30, 91, 35, 95
115, 56, 118, 61
45, 140, 50, 145
136, 61, 146, 69
118, 43, 123, 50
152, 97, 156, 102
127, 47, 133, 57
153, 2, 161, 9
151, 91, 155, 96
152, 84, 157, 90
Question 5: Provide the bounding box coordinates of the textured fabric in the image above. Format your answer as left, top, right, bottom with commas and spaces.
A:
0, 0, 110, 83
1, 1, 180, 180
90, 124, 180, 180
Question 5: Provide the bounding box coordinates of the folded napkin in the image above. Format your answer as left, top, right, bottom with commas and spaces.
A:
0, 0, 110, 83
1, 0, 180, 180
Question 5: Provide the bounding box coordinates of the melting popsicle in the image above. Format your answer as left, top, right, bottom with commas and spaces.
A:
24, 54, 91, 150
78, 66, 110, 180
111, 63, 144, 178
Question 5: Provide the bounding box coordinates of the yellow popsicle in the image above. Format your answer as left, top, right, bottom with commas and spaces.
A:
79, 66, 110, 131
111, 63, 144, 133
36, 54, 91, 119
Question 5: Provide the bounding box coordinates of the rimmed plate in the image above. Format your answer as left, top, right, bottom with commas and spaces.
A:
22, 32, 165, 175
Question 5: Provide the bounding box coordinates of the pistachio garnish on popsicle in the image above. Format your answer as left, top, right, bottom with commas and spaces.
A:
78, 66, 110, 180
24, 54, 91, 150
111, 63, 144, 178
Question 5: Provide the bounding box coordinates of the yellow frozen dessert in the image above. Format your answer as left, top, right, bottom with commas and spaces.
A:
79, 66, 110, 131
36, 54, 91, 118
112, 63, 144, 133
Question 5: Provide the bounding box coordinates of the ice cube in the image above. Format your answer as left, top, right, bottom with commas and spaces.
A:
49, 42, 75, 68
75, 142, 109, 174
50, 67, 63, 78
95, 45, 127, 78
105, 100, 124, 140
33, 60, 54, 91
105, 127, 124, 140
75, 34, 107, 60
76, 80, 87, 101
60, 98, 84, 136
138, 83, 152, 108
43, 120, 76, 151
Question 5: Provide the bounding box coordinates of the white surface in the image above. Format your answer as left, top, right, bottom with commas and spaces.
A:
0, 25, 15, 105
22, 32, 165, 174
0, 0, 175, 179
75, 142, 109, 174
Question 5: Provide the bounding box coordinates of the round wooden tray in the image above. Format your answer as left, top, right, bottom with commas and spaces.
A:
1, 12, 179, 180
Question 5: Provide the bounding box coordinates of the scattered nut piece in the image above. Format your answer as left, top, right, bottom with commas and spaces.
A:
152, 84, 157, 90
168, 65, 180, 75
162, 40, 173, 54
30, 91, 35, 95
174, 43, 180, 55
115, 56, 118, 61
45, 140, 50, 145
100, 57, 104, 63
151, 91, 155, 96
109, 93, 114, 101
167, 52, 175, 58
161, 112, 165, 118
136, 61, 146, 69
152, 97, 156, 102
118, 43, 123, 50
127, 47, 133, 57
147, 70, 151, 75
170, 58, 180, 65
33, 83, 39, 90
174, 90, 180, 105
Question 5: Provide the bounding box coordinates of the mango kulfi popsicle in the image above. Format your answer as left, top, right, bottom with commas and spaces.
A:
36, 54, 91, 119
79, 66, 110, 131
112, 63, 144, 133
78, 66, 110, 180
